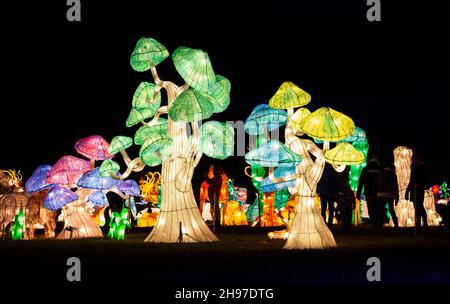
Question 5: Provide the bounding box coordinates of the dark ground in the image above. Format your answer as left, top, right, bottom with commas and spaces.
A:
1, 225, 450, 300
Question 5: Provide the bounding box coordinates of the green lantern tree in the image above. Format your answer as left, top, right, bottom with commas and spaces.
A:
105, 37, 234, 243
245, 81, 365, 249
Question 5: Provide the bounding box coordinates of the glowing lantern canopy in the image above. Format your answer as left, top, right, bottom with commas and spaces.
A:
300, 107, 355, 141
46, 155, 90, 185
342, 126, 367, 143
117, 179, 141, 196
44, 186, 79, 211
324, 142, 365, 165
126, 82, 162, 127
130, 37, 169, 72
168, 89, 214, 122
88, 190, 109, 207
172, 46, 216, 93
289, 107, 311, 135
134, 118, 168, 145
108, 136, 133, 155
126, 108, 155, 128
203, 75, 231, 113
25, 164, 56, 194
244, 104, 287, 135
268, 81, 311, 109
245, 140, 302, 168
261, 166, 297, 193
77, 168, 118, 190
199, 121, 235, 160
75, 135, 114, 161
139, 134, 173, 167
99, 159, 120, 178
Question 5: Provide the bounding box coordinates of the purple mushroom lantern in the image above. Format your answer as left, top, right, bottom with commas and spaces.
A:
43, 186, 79, 211
117, 179, 141, 196
88, 191, 109, 207
25, 164, 56, 194
77, 168, 118, 190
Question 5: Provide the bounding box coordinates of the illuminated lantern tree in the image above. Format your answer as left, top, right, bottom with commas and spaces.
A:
246, 81, 364, 249
244, 104, 289, 226
105, 38, 234, 243
393, 146, 415, 227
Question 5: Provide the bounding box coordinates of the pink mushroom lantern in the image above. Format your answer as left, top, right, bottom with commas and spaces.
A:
46, 155, 91, 187
75, 135, 114, 168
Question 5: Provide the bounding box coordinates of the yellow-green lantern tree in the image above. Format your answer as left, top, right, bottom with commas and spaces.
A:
252, 81, 364, 249
104, 38, 234, 243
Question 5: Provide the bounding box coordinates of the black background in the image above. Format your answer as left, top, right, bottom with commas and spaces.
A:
1, 0, 449, 192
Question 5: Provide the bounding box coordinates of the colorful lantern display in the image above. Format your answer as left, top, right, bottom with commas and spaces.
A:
104, 37, 234, 243
246, 81, 364, 249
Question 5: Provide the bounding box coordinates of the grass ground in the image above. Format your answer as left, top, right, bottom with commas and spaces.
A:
1, 225, 449, 300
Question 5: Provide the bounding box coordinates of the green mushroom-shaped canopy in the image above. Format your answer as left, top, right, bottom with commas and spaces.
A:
126, 82, 161, 127
269, 81, 311, 109
134, 118, 168, 145
204, 75, 231, 113
169, 89, 214, 122
199, 121, 235, 160
126, 107, 155, 127
300, 107, 355, 142
99, 159, 120, 177
130, 37, 169, 72
132, 82, 161, 109
139, 134, 172, 167
172, 46, 215, 93
108, 136, 133, 155
324, 142, 365, 165
245, 139, 302, 168
244, 104, 287, 135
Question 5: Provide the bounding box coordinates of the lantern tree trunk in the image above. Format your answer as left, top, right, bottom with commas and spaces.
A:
283, 120, 337, 249
57, 188, 103, 239
284, 175, 336, 249
145, 83, 218, 243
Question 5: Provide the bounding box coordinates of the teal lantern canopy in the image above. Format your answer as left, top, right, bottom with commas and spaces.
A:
244, 104, 287, 136
245, 140, 302, 168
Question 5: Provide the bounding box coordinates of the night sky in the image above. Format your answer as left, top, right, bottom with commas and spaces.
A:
1, 0, 449, 193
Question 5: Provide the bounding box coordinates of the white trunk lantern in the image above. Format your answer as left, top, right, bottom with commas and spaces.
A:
104, 38, 234, 243
245, 82, 365, 249
393, 146, 415, 227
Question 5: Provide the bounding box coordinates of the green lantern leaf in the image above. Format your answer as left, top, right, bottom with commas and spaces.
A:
140, 152, 162, 167
168, 89, 214, 122
108, 136, 133, 155
199, 121, 235, 160
139, 134, 172, 166
126, 107, 155, 127
204, 75, 231, 113
99, 159, 120, 177
132, 82, 161, 110
134, 118, 168, 145
172, 46, 215, 93
130, 37, 169, 72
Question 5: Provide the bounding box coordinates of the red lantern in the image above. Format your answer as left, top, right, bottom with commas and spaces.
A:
431, 185, 440, 195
